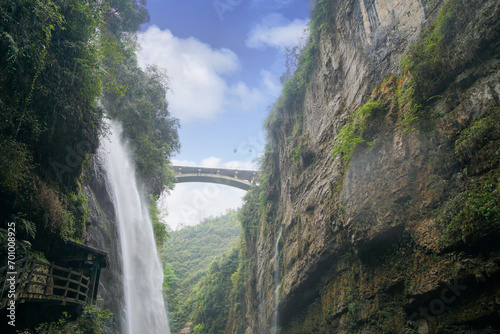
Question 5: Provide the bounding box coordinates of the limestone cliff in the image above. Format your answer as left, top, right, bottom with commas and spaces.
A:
234, 0, 500, 333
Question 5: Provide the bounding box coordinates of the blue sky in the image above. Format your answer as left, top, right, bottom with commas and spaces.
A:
137, 0, 311, 229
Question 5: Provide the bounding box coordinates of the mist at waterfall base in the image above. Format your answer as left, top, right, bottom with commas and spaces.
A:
102, 119, 171, 334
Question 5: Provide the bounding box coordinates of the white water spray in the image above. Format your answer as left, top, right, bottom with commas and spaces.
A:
273, 227, 283, 334
103, 120, 170, 334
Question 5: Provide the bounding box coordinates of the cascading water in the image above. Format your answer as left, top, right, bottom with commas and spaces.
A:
102, 119, 170, 334
273, 227, 283, 334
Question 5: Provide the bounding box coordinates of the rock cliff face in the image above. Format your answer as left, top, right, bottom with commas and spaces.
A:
240, 0, 500, 333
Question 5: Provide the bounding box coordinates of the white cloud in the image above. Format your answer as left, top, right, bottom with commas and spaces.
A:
138, 26, 239, 123
260, 70, 282, 96
138, 26, 284, 123
228, 81, 265, 111
246, 13, 308, 50
226, 70, 282, 112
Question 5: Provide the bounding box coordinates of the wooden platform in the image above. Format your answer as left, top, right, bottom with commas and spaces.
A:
0, 256, 93, 309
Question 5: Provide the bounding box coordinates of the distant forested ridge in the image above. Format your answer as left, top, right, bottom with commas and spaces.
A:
161, 209, 241, 333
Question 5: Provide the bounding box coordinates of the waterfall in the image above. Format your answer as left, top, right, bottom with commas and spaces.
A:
102, 119, 171, 334
273, 227, 283, 334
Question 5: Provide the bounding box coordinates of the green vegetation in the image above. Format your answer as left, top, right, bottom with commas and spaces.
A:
161, 210, 241, 332
0, 0, 178, 253
0, 0, 105, 247
402, 0, 470, 104
331, 101, 382, 165
455, 108, 500, 161
102, 60, 180, 195
0, 0, 178, 329
265, 0, 332, 138
438, 108, 500, 244
399, 0, 498, 120
189, 245, 240, 334
22, 306, 113, 334
149, 195, 169, 249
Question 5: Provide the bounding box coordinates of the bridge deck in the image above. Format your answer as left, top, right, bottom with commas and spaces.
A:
173, 165, 258, 191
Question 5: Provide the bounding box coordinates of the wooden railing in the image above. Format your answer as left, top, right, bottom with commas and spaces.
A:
0, 256, 90, 309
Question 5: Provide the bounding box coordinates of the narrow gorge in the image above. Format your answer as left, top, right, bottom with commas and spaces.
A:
1, 0, 499, 333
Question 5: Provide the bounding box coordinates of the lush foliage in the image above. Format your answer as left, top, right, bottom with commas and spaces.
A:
161, 210, 241, 332
26, 306, 113, 334
438, 108, 500, 243
0, 0, 109, 253
0, 0, 178, 329
149, 195, 169, 249
189, 245, 240, 334
0, 0, 178, 250
102, 55, 180, 195
0, 0, 105, 187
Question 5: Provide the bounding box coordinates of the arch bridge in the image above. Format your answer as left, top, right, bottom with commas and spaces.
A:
173, 165, 258, 191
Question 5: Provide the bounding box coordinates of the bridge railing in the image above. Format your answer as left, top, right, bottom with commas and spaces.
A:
0, 255, 90, 309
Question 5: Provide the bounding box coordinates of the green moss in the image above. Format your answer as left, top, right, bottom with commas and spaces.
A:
332, 100, 382, 165
393, 76, 421, 133
402, 0, 495, 107
435, 107, 500, 244
290, 134, 312, 171
437, 170, 500, 244
455, 108, 500, 160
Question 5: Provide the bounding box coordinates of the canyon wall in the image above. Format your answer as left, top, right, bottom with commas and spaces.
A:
238, 0, 500, 333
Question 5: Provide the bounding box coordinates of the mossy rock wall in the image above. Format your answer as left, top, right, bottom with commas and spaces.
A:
234, 0, 500, 333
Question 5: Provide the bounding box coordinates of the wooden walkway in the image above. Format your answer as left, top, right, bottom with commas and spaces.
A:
0, 256, 90, 309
